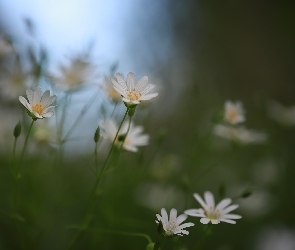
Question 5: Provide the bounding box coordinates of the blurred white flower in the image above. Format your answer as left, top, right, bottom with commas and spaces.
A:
103, 75, 121, 103
268, 101, 295, 126
0, 36, 14, 56
112, 72, 158, 106
224, 100, 245, 125
50, 55, 96, 91
255, 228, 295, 250
19, 86, 56, 119
214, 124, 267, 144
156, 208, 194, 236
0, 62, 31, 101
185, 191, 242, 224
101, 119, 149, 152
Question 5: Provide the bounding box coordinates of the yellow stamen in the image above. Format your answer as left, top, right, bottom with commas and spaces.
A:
32, 103, 43, 115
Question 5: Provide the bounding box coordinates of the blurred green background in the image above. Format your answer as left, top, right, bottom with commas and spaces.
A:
0, 1, 294, 249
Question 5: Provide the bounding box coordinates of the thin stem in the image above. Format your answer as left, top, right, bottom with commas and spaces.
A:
62, 91, 98, 144
194, 224, 212, 249
68, 107, 129, 250
94, 142, 98, 175
11, 137, 18, 176
16, 119, 35, 175
110, 102, 118, 119
153, 229, 161, 250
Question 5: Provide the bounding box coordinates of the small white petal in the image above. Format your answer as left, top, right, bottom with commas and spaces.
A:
193, 193, 207, 209
220, 219, 237, 224
223, 204, 239, 214
42, 111, 54, 118
223, 214, 242, 219
200, 218, 210, 224
19, 96, 32, 112
204, 191, 215, 208
127, 72, 136, 90
26, 89, 34, 104
169, 208, 177, 222
211, 219, 220, 224
139, 93, 158, 101
33, 86, 42, 105
41, 90, 50, 107
176, 214, 188, 225
216, 198, 232, 210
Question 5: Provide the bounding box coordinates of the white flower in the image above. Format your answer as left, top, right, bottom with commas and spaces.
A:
224, 100, 245, 124
214, 124, 267, 144
103, 75, 121, 102
111, 72, 158, 106
185, 191, 242, 224
19, 86, 56, 119
156, 208, 194, 236
101, 119, 149, 152
50, 55, 96, 91
268, 101, 295, 126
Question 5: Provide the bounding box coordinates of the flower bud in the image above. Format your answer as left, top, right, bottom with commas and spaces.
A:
94, 126, 100, 143
13, 121, 21, 138
241, 188, 254, 198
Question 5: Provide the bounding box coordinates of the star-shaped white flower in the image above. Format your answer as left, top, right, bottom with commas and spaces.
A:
185, 191, 242, 225
19, 86, 56, 119
224, 100, 245, 125
111, 72, 158, 106
101, 119, 149, 152
156, 208, 194, 237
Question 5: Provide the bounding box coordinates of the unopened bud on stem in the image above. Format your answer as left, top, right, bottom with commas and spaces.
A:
94, 126, 100, 143
13, 121, 21, 138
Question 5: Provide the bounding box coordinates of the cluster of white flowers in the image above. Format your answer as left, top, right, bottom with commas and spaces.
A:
156, 191, 242, 237
214, 100, 267, 144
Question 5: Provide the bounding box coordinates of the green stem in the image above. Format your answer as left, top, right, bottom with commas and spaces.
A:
11, 137, 18, 176
110, 102, 118, 119
153, 230, 161, 250
194, 224, 212, 249
16, 119, 35, 175
62, 91, 98, 144
68, 107, 129, 249
94, 142, 98, 175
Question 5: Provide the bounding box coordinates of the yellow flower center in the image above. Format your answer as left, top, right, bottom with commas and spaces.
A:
205, 208, 221, 220
32, 103, 43, 115
126, 88, 142, 101
228, 109, 237, 122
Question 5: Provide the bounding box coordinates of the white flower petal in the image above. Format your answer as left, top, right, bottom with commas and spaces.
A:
200, 218, 210, 224
211, 219, 220, 224
136, 76, 148, 91
41, 90, 50, 107
169, 208, 177, 222
176, 214, 188, 225
204, 191, 215, 208
220, 219, 237, 224
223, 204, 239, 214
223, 214, 242, 219
178, 222, 194, 230
42, 111, 54, 117
161, 208, 168, 224
139, 93, 158, 101
33, 86, 42, 105
26, 89, 34, 104
184, 209, 205, 217
19, 96, 32, 112
216, 198, 232, 210
127, 72, 136, 90
115, 73, 127, 88
193, 193, 207, 209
